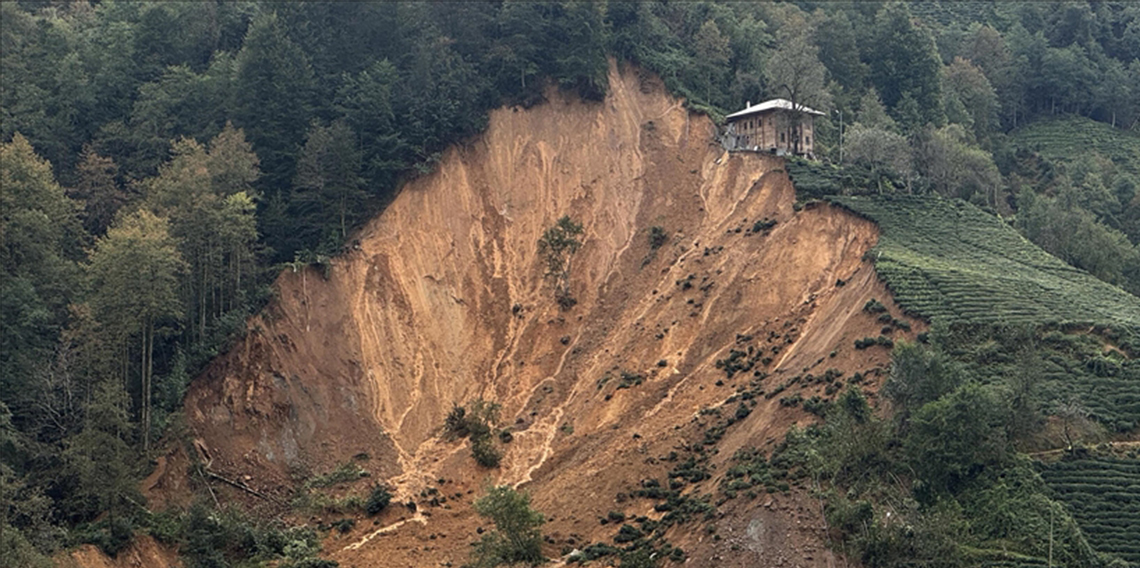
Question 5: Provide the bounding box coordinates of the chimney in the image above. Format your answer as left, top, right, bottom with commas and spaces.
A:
746, 100, 751, 108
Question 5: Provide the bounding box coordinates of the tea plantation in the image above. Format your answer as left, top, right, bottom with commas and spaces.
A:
826, 195, 1140, 433
826, 195, 1140, 331
1040, 457, 1140, 565
1012, 115, 1140, 176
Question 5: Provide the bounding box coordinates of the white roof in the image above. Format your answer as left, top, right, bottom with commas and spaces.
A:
726, 98, 825, 120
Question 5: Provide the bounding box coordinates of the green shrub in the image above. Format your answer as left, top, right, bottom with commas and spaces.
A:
284, 558, 339, 568
444, 399, 504, 467
751, 218, 777, 233
825, 496, 874, 535
803, 396, 828, 416
471, 486, 545, 567
365, 486, 392, 516
306, 462, 367, 489
73, 516, 135, 557
649, 226, 668, 249
779, 394, 802, 407
445, 404, 469, 438
619, 548, 657, 567
863, 299, 888, 314
473, 436, 502, 468
617, 371, 644, 389
613, 523, 644, 543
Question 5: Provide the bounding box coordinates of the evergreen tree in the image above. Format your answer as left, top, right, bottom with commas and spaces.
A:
815, 10, 867, 96
293, 120, 367, 250
334, 59, 405, 193
548, 1, 609, 101
866, 2, 945, 128
231, 11, 314, 199
0, 402, 54, 568
856, 88, 897, 132
61, 381, 140, 526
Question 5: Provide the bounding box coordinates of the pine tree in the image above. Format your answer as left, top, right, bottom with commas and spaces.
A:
693, 20, 731, 105
293, 120, 366, 249
335, 59, 405, 192
231, 11, 314, 198
62, 381, 140, 524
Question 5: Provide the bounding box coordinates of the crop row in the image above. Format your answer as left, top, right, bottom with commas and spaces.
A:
1041, 457, 1140, 564
821, 195, 1140, 431
827, 195, 1140, 331
1011, 116, 1140, 176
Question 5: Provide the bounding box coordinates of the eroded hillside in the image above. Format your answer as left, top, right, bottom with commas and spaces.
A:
176, 63, 919, 566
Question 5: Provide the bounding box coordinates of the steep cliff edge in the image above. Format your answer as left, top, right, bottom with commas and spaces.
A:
178, 63, 919, 566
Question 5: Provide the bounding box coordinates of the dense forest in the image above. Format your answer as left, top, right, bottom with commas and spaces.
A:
2, 2, 1139, 567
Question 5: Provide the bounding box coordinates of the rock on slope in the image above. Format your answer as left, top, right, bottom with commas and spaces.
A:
180, 62, 918, 566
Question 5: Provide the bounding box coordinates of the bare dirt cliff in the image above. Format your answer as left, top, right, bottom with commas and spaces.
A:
176, 62, 919, 566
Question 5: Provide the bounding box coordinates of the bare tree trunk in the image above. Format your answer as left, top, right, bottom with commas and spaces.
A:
148, 319, 154, 451
140, 323, 148, 452
199, 257, 207, 341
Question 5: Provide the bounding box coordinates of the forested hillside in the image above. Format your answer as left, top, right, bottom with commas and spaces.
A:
2, 2, 1139, 567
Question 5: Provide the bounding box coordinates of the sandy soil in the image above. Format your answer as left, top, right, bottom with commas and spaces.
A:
140, 61, 924, 567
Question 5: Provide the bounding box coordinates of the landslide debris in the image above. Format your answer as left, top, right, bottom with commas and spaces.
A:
180, 62, 918, 567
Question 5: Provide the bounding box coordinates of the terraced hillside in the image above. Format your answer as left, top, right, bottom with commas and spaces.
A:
827, 195, 1140, 330
1040, 456, 1140, 565
1012, 115, 1140, 176
826, 195, 1140, 432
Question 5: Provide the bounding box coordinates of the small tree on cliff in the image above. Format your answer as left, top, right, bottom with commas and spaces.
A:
538, 216, 583, 309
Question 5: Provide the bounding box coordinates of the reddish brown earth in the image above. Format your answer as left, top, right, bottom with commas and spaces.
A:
126, 62, 923, 567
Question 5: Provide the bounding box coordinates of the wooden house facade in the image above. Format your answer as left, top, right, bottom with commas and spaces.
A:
723, 98, 824, 157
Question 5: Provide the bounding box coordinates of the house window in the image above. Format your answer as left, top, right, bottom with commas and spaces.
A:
806, 136, 811, 145
780, 132, 785, 143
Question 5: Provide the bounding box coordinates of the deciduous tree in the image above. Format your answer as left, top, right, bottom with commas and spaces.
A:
0, 134, 84, 415
766, 18, 831, 154
472, 485, 545, 567
88, 210, 186, 451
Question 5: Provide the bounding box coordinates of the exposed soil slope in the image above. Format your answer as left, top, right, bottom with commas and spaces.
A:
62, 535, 181, 568
179, 62, 918, 566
